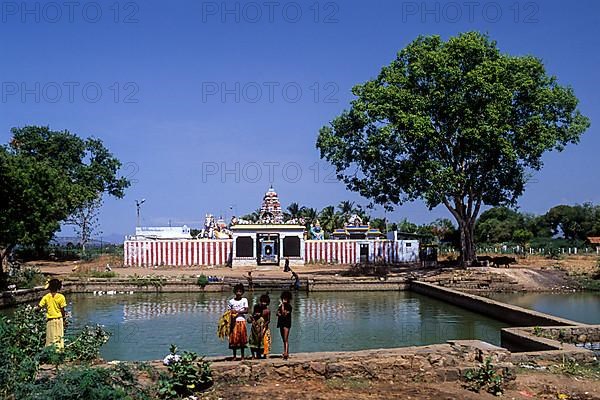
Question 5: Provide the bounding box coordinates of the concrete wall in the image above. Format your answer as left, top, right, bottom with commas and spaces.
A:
410, 281, 580, 327
0, 286, 47, 308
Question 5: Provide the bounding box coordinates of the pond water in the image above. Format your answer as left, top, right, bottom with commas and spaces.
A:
4, 291, 509, 361
486, 292, 600, 325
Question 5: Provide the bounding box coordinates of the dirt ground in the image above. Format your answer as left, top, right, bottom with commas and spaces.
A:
201, 370, 600, 400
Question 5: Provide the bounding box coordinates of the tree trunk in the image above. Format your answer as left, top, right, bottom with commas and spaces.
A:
457, 220, 476, 266
0, 245, 14, 289
0, 245, 14, 273
443, 197, 480, 267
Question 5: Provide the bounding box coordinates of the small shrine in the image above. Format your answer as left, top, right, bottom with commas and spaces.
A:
331, 214, 384, 240
231, 187, 305, 268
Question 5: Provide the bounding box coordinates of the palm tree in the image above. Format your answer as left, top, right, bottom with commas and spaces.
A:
300, 207, 318, 224
286, 202, 306, 220
370, 218, 387, 232
338, 201, 355, 221
354, 204, 370, 224
240, 208, 261, 222
319, 206, 341, 233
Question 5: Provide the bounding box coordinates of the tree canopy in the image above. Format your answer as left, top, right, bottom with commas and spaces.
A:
316, 32, 590, 263
0, 126, 129, 266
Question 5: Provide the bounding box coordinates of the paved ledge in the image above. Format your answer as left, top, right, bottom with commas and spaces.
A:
503, 325, 600, 362
411, 281, 581, 327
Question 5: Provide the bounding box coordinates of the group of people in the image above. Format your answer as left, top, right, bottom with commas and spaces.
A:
226, 283, 292, 360
35, 277, 295, 361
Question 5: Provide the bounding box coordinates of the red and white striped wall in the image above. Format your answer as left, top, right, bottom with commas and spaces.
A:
305, 240, 419, 264
124, 240, 233, 267
305, 240, 358, 264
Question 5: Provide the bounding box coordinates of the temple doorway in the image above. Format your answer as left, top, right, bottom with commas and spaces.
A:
257, 233, 280, 265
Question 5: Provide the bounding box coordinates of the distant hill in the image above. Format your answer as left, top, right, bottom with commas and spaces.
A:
51, 233, 126, 246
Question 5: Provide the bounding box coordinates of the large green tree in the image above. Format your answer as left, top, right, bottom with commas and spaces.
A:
543, 203, 600, 241
0, 126, 129, 268
316, 32, 590, 264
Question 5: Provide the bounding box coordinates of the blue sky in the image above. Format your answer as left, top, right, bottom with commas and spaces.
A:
1, 0, 598, 241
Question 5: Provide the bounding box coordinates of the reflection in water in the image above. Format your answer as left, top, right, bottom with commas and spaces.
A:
50, 292, 509, 361
487, 292, 600, 325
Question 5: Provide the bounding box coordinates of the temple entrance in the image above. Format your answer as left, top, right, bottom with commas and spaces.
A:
257, 233, 280, 265
360, 244, 369, 263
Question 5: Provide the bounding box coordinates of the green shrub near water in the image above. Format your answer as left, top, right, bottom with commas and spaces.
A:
197, 274, 209, 288
463, 357, 513, 396
7, 267, 47, 289
1, 306, 213, 399
0, 306, 112, 398
24, 363, 153, 400
158, 344, 213, 399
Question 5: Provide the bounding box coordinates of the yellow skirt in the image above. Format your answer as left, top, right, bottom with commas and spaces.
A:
46, 318, 64, 349
263, 328, 271, 356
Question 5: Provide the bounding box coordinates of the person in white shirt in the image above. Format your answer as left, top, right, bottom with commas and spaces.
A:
228, 283, 249, 360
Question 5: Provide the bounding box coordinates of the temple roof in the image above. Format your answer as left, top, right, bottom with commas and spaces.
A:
259, 186, 284, 224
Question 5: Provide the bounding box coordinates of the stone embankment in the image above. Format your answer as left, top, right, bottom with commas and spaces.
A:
419, 267, 577, 292
208, 340, 513, 385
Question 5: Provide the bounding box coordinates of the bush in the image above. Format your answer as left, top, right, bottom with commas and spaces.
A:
10, 267, 46, 289
196, 274, 209, 288
0, 306, 113, 398
88, 271, 117, 278
66, 325, 112, 362
0, 305, 47, 397
158, 344, 212, 399
463, 357, 513, 396
25, 364, 152, 400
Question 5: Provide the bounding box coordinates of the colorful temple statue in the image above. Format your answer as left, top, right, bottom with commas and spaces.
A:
199, 214, 232, 239
309, 220, 324, 240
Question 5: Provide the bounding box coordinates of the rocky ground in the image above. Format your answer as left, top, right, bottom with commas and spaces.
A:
202, 372, 600, 400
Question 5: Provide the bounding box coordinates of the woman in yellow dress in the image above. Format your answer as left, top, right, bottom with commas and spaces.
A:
36, 278, 67, 349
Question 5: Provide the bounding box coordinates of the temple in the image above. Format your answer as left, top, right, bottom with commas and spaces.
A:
124, 186, 419, 268
231, 186, 305, 267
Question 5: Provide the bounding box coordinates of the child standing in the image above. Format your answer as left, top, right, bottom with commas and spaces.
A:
228, 283, 248, 360
37, 278, 67, 349
247, 304, 265, 359
260, 293, 271, 358
276, 291, 293, 360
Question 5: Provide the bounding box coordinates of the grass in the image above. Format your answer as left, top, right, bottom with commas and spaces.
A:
325, 377, 371, 390
549, 359, 600, 380
71, 270, 118, 279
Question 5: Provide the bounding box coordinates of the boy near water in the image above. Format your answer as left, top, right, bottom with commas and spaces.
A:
277, 290, 293, 360
228, 283, 248, 360
36, 278, 67, 349
247, 304, 265, 359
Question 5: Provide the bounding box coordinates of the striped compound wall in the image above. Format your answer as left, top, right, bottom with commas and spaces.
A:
124, 240, 233, 267
304, 240, 358, 264
304, 240, 419, 264
124, 239, 418, 267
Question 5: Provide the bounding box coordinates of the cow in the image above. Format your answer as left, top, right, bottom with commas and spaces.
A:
476, 255, 493, 266
492, 256, 517, 268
